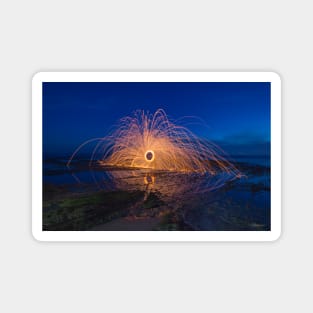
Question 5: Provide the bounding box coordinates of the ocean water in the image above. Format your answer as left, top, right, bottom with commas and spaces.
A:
42, 155, 271, 231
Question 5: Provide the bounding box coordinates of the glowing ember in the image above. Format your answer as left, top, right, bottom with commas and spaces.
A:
67, 109, 240, 177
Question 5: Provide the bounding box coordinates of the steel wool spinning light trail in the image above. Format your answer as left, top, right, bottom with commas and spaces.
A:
67, 109, 240, 177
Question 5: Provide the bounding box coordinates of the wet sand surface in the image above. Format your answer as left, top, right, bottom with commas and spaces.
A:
42, 158, 271, 231
90, 217, 161, 231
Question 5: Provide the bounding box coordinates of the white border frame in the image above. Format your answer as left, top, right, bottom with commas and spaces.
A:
32, 72, 281, 242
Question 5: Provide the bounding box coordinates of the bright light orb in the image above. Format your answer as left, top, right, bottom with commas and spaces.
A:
145, 150, 155, 162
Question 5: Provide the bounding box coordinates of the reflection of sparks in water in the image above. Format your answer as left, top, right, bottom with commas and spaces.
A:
144, 173, 155, 185
78, 167, 236, 202
68, 109, 241, 178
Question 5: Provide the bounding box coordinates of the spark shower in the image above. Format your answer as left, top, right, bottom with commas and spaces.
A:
67, 109, 241, 179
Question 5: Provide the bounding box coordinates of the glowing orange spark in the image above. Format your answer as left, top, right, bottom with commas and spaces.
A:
67, 109, 240, 178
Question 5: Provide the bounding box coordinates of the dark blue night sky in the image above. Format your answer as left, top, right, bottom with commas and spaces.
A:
43, 82, 270, 157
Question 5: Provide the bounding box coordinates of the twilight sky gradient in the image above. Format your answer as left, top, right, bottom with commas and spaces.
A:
43, 82, 270, 156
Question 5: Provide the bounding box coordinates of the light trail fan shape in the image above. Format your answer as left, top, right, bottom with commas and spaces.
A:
68, 109, 240, 177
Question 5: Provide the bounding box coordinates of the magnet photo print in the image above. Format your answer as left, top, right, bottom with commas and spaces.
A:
32, 72, 281, 241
